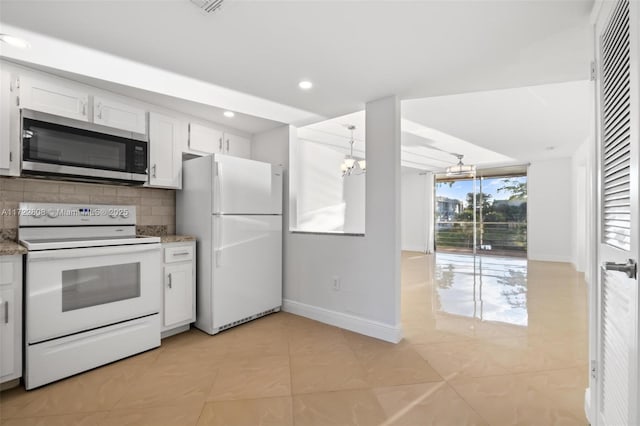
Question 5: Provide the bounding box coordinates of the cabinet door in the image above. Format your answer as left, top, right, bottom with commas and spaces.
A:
149, 112, 183, 189
189, 122, 223, 154
0, 287, 15, 379
224, 133, 251, 159
19, 75, 89, 121
93, 95, 146, 134
0, 67, 14, 174
164, 263, 194, 328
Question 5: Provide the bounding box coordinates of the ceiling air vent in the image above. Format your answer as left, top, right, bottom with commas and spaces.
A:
190, 0, 225, 13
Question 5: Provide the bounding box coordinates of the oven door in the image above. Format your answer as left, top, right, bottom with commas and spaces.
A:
25, 243, 161, 344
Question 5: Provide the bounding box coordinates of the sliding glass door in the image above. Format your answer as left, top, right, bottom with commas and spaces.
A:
435, 173, 527, 257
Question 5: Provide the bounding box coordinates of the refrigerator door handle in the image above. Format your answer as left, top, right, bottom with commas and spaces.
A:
215, 160, 224, 214
215, 215, 223, 267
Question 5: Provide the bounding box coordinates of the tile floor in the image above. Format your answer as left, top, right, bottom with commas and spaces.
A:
0, 252, 589, 425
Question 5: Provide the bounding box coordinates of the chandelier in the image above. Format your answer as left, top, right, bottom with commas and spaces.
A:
341, 125, 366, 177
446, 154, 475, 176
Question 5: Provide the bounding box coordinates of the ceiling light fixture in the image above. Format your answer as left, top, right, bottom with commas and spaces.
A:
298, 80, 313, 90
0, 34, 31, 49
341, 125, 366, 177
445, 154, 475, 176
223, 111, 235, 118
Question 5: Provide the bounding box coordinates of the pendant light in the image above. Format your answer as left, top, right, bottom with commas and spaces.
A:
341, 125, 366, 177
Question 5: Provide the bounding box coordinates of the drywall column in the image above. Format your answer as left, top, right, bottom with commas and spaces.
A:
254, 97, 402, 342
527, 158, 573, 262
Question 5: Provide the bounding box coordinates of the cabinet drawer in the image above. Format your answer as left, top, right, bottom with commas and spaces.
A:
0, 261, 14, 286
164, 245, 193, 263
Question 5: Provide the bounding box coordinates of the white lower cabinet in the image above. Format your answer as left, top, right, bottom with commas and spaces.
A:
0, 255, 22, 386
161, 241, 195, 337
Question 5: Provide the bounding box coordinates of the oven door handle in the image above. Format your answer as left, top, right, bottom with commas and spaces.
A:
27, 243, 161, 262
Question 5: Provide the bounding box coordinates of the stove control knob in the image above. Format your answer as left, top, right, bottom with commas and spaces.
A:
46, 209, 59, 219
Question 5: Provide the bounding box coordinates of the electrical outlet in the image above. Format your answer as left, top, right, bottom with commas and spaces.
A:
332, 276, 340, 291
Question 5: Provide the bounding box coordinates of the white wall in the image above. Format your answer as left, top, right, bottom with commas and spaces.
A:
252, 96, 402, 342
401, 168, 428, 252
571, 140, 591, 274
527, 157, 573, 262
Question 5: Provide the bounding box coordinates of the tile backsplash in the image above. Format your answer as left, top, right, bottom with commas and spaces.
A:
0, 177, 176, 241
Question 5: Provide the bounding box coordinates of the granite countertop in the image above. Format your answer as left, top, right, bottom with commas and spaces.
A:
0, 241, 27, 256
159, 235, 196, 243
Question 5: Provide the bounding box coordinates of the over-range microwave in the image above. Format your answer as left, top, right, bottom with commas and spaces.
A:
20, 109, 148, 185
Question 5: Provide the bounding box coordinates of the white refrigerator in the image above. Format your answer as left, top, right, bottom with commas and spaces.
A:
177, 154, 283, 335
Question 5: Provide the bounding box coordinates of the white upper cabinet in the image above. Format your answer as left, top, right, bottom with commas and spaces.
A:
188, 122, 224, 154
148, 112, 184, 189
0, 67, 20, 176
188, 123, 251, 159
224, 133, 251, 159
93, 95, 146, 134
19, 75, 89, 122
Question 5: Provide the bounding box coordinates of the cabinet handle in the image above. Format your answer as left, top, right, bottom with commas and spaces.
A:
81, 101, 87, 116
97, 103, 102, 119
226, 139, 229, 152
3, 300, 8, 324
173, 251, 190, 256
168, 273, 172, 289
219, 138, 223, 152
152, 164, 157, 178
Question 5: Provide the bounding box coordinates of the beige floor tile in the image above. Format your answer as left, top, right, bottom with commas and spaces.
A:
413, 340, 511, 380
1, 411, 108, 426
16, 356, 149, 417
373, 382, 488, 426
197, 397, 293, 426
293, 389, 387, 426
288, 324, 352, 356
488, 335, 588, 374
223, 321, 290, 358
290, 347, 369, 394
0, 387, 40, 419
355, 346, 443, 387
207, 354, 291, 401
114, 361, 217, 410
101, 402, 203, 426
449, 371, 588, 426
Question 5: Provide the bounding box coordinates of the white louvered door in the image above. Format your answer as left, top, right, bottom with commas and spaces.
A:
595, 0, 640, 425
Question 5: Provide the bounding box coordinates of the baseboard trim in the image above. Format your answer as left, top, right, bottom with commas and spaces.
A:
401, 245, 426, 253
527, 253, 572, 263
282, 299, 403, 343
584, 387, 593, 425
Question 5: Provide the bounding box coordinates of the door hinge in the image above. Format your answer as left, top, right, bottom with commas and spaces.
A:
590, 61, 597, 81
591, 360, 598, 380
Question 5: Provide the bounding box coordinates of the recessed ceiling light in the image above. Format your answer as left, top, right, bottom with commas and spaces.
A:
298, 80, 313, 90
223, 111, 235, 118
0, 34, 31, 49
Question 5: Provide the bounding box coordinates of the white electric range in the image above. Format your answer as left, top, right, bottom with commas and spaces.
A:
19, 202, 162, 389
